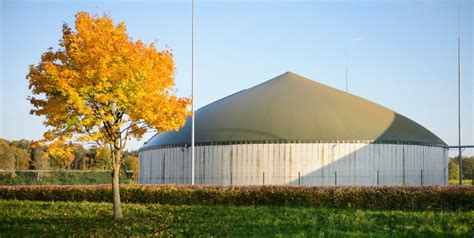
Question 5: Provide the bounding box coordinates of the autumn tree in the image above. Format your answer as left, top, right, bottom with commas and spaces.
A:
0, 139, 14, 170
47, 142, 75, 169
31, 142, 50, 180
0, 139, 33, 171
449, 158, 459, 180
27, 12, 190, 220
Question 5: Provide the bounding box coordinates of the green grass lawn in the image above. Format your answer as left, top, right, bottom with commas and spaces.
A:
450, 179, 473, 185
0, 200, 472, 237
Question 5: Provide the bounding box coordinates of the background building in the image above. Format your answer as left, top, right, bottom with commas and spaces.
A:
139, 72, 448, 185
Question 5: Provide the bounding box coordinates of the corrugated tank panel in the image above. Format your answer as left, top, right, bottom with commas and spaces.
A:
138, 143, 447, 185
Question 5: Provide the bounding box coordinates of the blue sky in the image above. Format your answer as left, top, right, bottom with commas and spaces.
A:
1, 0, 473, 155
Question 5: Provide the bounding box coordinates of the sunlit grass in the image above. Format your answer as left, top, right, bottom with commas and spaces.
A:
449, 179, 473, 185
0, 200, 472, 237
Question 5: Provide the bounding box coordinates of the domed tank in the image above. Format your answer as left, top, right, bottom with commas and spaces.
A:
139, 72, 447, 185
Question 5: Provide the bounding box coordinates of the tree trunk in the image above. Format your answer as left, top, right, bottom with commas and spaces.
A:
112, 150, 123, 221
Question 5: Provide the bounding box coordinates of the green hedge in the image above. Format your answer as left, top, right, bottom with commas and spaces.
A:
0, 171, 133, 185
0, 185, 473, 210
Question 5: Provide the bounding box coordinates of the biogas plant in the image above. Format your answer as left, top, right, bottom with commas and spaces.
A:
139, 72, 447, 185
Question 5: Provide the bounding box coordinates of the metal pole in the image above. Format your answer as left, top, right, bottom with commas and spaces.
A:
457, 0, 462, 185
345, 41, 348, 92
402, 148, 406, 185
377, 170, 379, 185
443, 167, 446, 185
334, 171, 337, 185
448, 145, 474, 149
420, 170, 423, 186
263, 172, 265, 185
191, 0, 195, 185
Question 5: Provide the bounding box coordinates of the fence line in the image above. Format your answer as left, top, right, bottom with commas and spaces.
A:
0, 169, 112, 173
138, 169, 452, 186
0, 170, 136, 185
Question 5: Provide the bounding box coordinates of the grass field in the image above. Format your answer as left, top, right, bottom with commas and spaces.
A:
450, 179, 473, 185
0, 200, 472, 237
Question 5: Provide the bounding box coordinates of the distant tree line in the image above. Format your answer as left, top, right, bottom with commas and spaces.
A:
449, 156, 474, 181
2, 138, 471, 182
0, 138, 138, 173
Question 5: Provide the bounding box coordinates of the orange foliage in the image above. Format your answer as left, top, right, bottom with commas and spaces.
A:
47, 140, 75, 169
27, 12, 191, 152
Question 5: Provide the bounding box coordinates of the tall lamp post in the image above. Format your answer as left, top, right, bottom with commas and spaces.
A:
191, 0, 195, 185
345, 41, 348, 92
457, 1, 462, 185
344, 38, 360, 93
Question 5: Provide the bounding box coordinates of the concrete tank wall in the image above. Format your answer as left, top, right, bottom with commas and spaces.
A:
139, 143, 448, 185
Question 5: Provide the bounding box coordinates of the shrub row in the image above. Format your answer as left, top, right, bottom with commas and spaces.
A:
0, 170, 134, 185
0, 185, 473, 210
